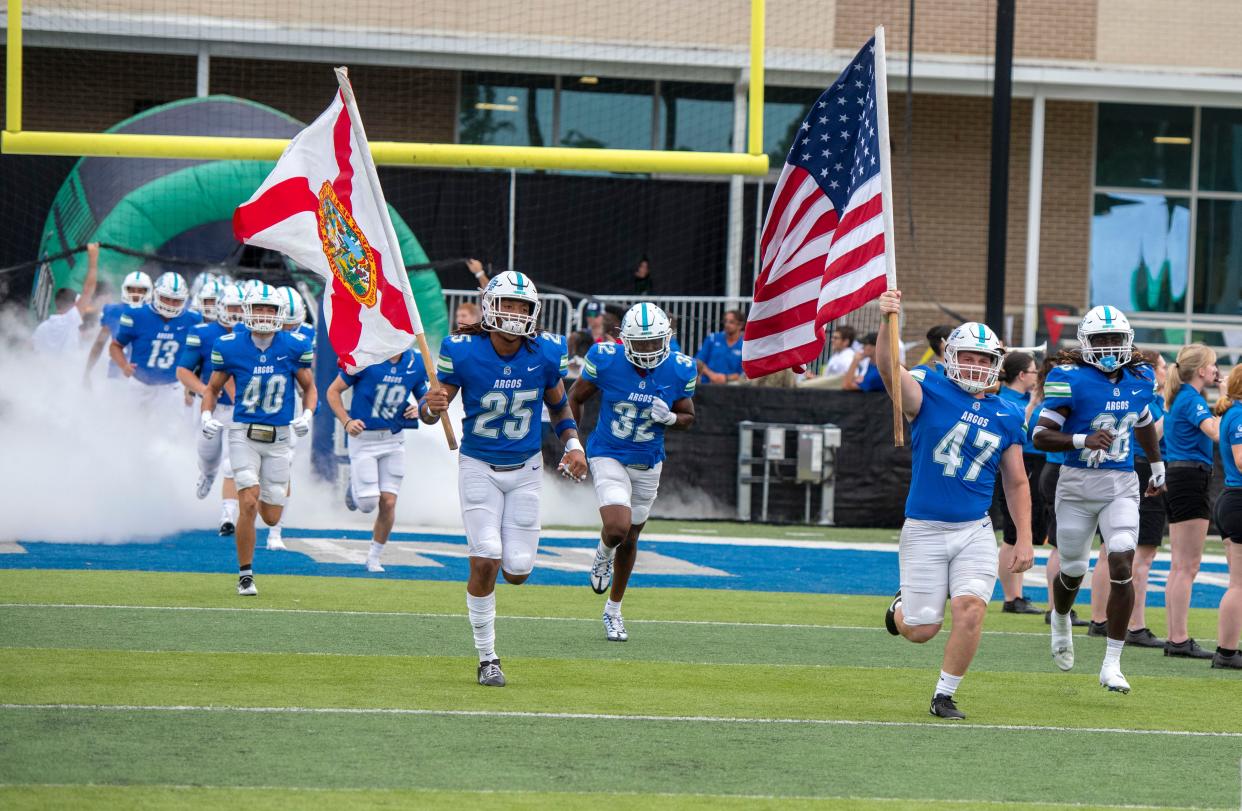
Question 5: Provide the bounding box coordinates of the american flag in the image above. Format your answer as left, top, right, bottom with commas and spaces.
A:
742, 36, 892, 378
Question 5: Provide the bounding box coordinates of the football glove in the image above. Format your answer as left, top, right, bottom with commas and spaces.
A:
291, 409, 313, 437
650, 397, 677, 426
200, 411, 223, 440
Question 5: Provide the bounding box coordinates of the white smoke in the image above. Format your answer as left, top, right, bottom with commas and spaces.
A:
0, 310, 600, 542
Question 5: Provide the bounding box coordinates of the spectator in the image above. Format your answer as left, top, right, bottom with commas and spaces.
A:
823, 325, 857, 376
842, 332, 884, 391
914, 324, 953, 375
32, 242, 99, 355
583, 299, 606, 339
454, 301, 481, 333
1211, 364, 1242, 669
565, 330, 594, 377
599, 312, 621, 343
633, 256, 653, 294
696, 309, 745, 384
994, 351, 1045, 614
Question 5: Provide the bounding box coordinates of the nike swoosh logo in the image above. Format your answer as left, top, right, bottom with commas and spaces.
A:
527, 365, 540, 372
532, 466, 541, 471
1130, 389, 1144, 395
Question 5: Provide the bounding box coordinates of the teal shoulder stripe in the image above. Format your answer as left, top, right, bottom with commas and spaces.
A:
210, 351, 223, 364
185, 335, 201, 346
909, 368, 927, 383
119, 314, 134, 327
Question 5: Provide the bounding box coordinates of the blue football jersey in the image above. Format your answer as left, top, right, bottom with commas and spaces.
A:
112, 304, 202, 385
1042, 362, 1154, 471
178, 321, 233, 405
100, 302, 138, 378
437, 332, 565, 465
339, 350, 430, 432
1134, 379, 1166, 461
211, 326, 313, 425
905, 369, 1028, 522
294, 323, 316, 345
997, 385, 1039, 456
581, 343, 697, 466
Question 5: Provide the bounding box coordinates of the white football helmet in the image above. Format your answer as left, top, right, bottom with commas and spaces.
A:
194, 279, 223, 321
244, 283, 287, 333
481, 270, 540, 337
620, 302, 673, 369
944, 322, 1004, 393
218, 284, 246, 327
1078, 305, 1134, 372
121, 271, 153, 306
151, 272, 189, 318
278, 286, 307, 329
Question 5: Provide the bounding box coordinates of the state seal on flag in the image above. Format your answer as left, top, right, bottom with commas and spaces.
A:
316, 181, 378, 308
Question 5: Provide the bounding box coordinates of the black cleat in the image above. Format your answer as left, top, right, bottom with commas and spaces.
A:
1086, 620, 1109, 638
1045, 609, 1088, 627
1002, 596, 1043, 615
219, 521, 235, 537
1211, 650, 1242, 669
929, 693, 965, 720
1165, 638, 1213, 659
477, 658, 506, 687
1125, 627, 1165, 648
884, 590, 902, 636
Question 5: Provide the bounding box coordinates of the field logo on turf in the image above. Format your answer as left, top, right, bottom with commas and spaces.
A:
317, 181, 378, 308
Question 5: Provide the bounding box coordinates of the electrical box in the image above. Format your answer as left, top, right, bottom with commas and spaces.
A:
764, 427, 786, 461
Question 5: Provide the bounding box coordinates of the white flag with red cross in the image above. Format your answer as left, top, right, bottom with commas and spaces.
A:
233, 68, 420, 372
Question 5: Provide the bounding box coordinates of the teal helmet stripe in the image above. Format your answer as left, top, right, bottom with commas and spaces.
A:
976, 324, 987, 345
1103, 306, 1113, 327
641, 303, 650, 333
514, 272, 526, 294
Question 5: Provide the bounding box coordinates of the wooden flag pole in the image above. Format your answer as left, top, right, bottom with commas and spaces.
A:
872, 26, 904, 447
335, 67, 457, 450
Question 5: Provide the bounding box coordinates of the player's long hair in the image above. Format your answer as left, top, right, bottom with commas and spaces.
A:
1164, 343, 1216, 411
456, 316, 546, 352
1048, 347, 1149, 375
1213, 364, 1242, 417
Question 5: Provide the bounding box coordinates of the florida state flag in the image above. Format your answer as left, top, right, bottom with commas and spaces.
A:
233, 67, 420, 372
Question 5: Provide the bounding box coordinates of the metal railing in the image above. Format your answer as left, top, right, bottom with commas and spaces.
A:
439, 288, 886, 374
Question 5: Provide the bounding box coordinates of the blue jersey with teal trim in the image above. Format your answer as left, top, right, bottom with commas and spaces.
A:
294, 323, 315, 345
905, 368, 1027, 522
112, 304, 202, 385
339, 350, 429, 432
1220, 403, 1242, 488
581, 343, 697, 466
437, 332, 565, 465
1042, 362, 1154, 471
1134, 380, 1166, 461
211, 326, 313, 425
1165, 385, 1214, 465
100, 302, 138, 378
178, 320, 233, 405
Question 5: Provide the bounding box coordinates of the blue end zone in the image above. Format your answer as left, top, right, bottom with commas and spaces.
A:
0, 529, 1227, 608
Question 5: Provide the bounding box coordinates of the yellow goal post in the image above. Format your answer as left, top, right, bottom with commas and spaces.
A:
2, 0, 769, 176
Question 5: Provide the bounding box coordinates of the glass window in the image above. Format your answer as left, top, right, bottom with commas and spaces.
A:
759, 86, 819, 165
657, 81, 733, 153
1194, 198, 1242, 316
459, 73, 554, 147
1095, 104, 1193, 190
1090, 193, 1190, 314
1198, 107, 1242, 193
559, 77, 655, 150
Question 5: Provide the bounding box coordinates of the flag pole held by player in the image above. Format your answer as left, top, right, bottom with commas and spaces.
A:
333, 68, 458, 451
872, 26, 904, 447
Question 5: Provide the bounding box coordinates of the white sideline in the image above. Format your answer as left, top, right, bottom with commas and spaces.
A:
2, 702, 1240, 739
0, 602, 1057, 637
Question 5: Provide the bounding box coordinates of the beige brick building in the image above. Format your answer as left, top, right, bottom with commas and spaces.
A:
2, 0, 1240, 355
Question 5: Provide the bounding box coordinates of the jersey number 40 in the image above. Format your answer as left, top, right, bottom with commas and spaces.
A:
933, 422, 1001, 481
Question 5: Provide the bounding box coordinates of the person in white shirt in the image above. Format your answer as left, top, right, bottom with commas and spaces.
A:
32, 243, 99, 356
823, 325, 857, 376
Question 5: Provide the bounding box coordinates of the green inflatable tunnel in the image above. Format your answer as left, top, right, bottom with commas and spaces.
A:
36, 95, 448, 345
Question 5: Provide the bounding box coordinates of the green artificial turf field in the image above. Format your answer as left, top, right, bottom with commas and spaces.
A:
0, 570, 1238, 810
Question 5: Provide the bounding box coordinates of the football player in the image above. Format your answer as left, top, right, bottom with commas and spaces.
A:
201, 283, 316, 596
878, 290, 1033, 720
568, 303, 696, 642
109, 271, 202, 411
424, 271, 587, 687
85, 270, 151, 383
327, 349, 439, 571
1033, 306, 1165, 693
264, 286, 315, 550
178, 280, 243, 535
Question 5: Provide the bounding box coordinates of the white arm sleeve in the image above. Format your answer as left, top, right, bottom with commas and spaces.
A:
1134, 405, 1153, 428
1038, 408, 1066, 428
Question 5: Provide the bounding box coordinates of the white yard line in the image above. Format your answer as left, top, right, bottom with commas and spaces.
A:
0, 783, 1212, 810
0, 602, 1056, 637
2, 702, 1240, 739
